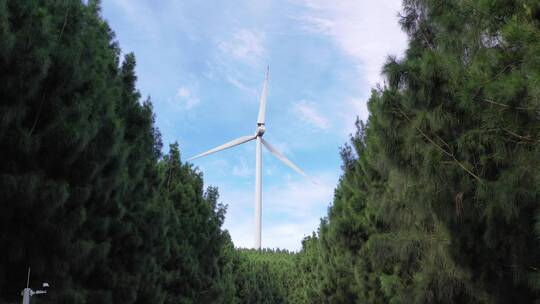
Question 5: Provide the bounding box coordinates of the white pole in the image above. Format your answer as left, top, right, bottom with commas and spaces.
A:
22, 288, 31, 304
255, 136, 262, 249
22, 268, 31, 304
22, 288, 32, 304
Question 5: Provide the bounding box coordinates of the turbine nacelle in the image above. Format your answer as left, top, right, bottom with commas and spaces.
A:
256, 124, 266, 136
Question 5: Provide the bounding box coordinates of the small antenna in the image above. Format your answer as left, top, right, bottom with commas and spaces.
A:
26, 267, 31, 288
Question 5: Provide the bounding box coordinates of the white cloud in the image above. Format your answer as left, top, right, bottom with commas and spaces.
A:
339, 96, 371, 135
292, 0, 407, 137
228, 220, 321, 252
104, 0, 405, 251
173, 85, 200, 110
203, 60, 259, 97
226, 75, 257, 95
221, 172, 337, 251
293, 0, 407, 86
348, 96, 370, 119
218, 29, 266, 66
267, 173, 335, 215
262, 221, 320, 251
293, 100, 331, 130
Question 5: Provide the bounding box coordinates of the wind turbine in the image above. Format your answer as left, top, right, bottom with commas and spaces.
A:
188, 67, 311, 249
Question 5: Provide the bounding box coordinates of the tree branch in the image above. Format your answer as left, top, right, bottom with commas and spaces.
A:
398, 108, 483, 184
482, 98, 534, 111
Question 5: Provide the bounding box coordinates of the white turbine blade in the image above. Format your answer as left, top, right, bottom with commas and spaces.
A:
188, 135, 256, 161
260, 138, 316, 184
256, 66, 269, 125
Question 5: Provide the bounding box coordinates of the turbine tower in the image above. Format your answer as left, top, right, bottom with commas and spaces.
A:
188, 67, 311, 249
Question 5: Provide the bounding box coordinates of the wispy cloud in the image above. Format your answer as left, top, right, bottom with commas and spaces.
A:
263, 221, 320, 250
173, 85, 200, 110
203, 60, 259, 96
339, 96, 371, 135
291, 0, 407, 139
218, 29, 266, 66
222, 171, 337, 251
293, 100, 331, 130
226, 75, 257, 95
102, 0, 405, 251
268, 173, 335, 215
293, 0, 407, 87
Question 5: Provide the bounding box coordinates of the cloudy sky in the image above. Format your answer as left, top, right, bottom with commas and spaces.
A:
101, 0, 408, 251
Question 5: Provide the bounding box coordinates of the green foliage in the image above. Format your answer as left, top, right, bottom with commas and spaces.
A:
2, 0, 540, 303
294, 0, 540, 303
232, 248, 298, 304
0, 1, 230, 303
156, 144, 231, 304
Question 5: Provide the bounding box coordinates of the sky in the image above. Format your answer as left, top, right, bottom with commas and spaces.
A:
101, 0, 408, 251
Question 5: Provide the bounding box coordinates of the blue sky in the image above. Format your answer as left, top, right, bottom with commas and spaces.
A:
101, 0, 407, 250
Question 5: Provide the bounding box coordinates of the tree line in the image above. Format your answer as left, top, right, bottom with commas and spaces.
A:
0, 1, 232, 302
292, 0, 540, 302
1, 0, 540, 303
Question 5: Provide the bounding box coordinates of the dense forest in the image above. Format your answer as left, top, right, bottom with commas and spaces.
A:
1, 0, 539, 303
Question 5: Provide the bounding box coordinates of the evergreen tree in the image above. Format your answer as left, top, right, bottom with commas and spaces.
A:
0, 1, 129, 301
0, 1, 233, 303
232, 248, 298, 304
156, 143, 232, 304
297, 1, 540, 303
3, 0, 540, 303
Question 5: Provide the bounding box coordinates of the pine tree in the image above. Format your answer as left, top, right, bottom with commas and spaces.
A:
0, 1, 233, 303
296, 1, 540, 303
157, 143, 231, 303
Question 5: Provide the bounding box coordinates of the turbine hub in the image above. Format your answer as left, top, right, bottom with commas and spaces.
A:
256, 124, 265, 136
